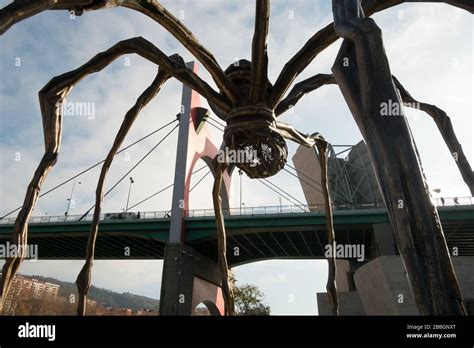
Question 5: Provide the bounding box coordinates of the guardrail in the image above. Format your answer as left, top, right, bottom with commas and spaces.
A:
0, 196, 471, 224
185, 202, 386, 217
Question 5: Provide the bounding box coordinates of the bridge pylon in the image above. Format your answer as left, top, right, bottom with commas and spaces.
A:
159, 61, 231, 315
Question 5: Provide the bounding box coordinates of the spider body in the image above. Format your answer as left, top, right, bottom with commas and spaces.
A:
218, 60, 287, 178
224, 120, 288, 178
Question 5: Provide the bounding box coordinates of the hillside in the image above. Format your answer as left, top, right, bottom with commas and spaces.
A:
28, 275, 159, 311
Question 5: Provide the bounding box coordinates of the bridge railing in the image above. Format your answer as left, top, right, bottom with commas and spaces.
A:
184, 196, 473, 217
0, 196, 471, 224
185, 202, 385, 217
433, 196, 473, 207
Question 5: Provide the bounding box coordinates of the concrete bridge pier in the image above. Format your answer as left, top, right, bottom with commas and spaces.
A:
159, 243, 224, 315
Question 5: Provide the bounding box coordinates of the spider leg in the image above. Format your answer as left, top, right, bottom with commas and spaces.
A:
0, 0, 240, 107
121, 1, 239, 105
331, 0, 465, 314
268, 21, 336, 109
212, 160, 235, 316
268, 0, 473, 109
3, 1, 471, 112
392, 76, 474, 196
272, 123, 339, 314
277, 72, 474, 195
271, 122, 318, 147
274, 74, 335, 116
76, 67, 171, 316
0, 36, 229, 313
314, 138, 339, 316
0, 0, 99, 34
249, 0, 270, 104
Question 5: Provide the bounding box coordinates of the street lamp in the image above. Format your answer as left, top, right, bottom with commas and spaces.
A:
238, 170, 243, 214
431, 188, 443, 206
125, 177, 134, 213
65, 180, 81, 216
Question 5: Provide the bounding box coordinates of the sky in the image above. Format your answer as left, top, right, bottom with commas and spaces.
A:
0, 1, 472, 315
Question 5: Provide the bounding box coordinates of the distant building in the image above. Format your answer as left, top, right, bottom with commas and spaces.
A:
292, 141, 474, 315
86, 299, 97, 307
1, 275, 60, 315
109, 308, 133, 316
31, 279, 60, 299
134, 309, 158, 316
292, 140, 383, 210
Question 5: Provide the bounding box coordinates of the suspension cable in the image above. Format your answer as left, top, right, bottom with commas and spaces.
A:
205, 119, 225, 133
261, 178, 308, 208
285, 163, 321, 187
207, 115, 226, 128
127, 183, 174, 211
0, 118, 178, 219
283, 167, 323, 194
115, 165, 209, 211
257, 179, 307, 212
189, 169, 212, 193
204, 114, 225, 132
78, 123, 179, 220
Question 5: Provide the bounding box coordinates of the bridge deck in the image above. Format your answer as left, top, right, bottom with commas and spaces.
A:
0, 206, 473, 266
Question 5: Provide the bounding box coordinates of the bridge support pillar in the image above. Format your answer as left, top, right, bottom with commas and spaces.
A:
159, 61, 231, 316
159, 243, 224, 315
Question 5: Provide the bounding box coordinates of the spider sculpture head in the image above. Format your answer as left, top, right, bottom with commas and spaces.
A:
221, 59, 288, 178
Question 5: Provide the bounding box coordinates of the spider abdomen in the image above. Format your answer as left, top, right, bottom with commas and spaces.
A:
223, 106, 288, 178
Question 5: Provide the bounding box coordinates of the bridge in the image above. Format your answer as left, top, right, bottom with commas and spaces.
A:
1, 202, 473, 266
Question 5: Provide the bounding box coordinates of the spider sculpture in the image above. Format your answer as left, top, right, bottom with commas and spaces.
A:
0, 0, 473, 316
